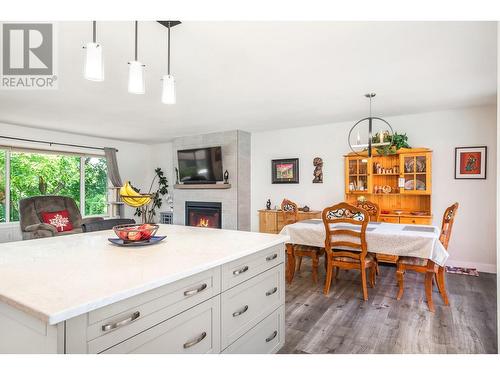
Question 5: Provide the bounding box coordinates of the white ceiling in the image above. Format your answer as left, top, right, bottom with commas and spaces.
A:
0, 21, 496, 144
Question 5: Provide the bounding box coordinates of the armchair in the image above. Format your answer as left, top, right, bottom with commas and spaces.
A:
19, 196, 105, 240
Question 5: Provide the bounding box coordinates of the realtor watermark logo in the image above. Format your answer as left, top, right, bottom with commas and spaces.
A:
1, 22, 58, 89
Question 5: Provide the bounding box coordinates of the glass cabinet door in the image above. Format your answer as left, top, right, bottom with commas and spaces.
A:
400, 153, 431, 194
346, 158, 372, 193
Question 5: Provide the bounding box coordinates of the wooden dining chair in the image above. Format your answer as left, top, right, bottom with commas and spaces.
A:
322, 202, 377, 300
355, 200, 380, 221
396, 202, 459, 312
281, 198, 324, 284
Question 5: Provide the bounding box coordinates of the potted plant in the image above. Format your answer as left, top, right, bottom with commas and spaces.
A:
132, 168, 169, 224
371, 132, 411, 156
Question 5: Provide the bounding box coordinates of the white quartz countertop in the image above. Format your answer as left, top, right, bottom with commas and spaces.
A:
0, 225, 288, 325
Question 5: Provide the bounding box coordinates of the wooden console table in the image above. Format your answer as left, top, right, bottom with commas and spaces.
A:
258, 209, 321, 234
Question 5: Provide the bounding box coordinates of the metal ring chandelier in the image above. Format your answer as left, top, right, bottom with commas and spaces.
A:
348, 93, 394, 158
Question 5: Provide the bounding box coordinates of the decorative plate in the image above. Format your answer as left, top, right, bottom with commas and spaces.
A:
108, 235, 167, 247
404, 179, 426, 191
415, 159, 426, 172
382, 185, 392, 194
404, 159, 414, 173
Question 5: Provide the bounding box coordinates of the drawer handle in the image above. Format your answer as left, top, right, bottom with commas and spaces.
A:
233, 265, 249, 276
266, 253, 278, 261
183, 332, 207, 349
232, 305, 249, 317
184, 283, 208, 297
266, 287, 278, 296
101, 311, 140, 332
265, 330, 278, 343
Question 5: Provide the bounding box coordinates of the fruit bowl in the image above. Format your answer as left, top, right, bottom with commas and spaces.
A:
113, 224, 159, 243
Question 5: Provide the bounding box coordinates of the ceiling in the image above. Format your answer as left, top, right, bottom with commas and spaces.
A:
0, 21, 496, 144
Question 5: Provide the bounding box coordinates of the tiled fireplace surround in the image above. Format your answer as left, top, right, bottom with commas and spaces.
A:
172, 130, 251, 231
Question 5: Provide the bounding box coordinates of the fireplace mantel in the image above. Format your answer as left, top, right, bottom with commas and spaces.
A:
174, 184, 231, 190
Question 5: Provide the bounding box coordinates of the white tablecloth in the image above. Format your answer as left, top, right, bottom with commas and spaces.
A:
279, 219, 449, 266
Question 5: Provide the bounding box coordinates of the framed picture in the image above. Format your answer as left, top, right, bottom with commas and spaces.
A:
455, 146, 487, 179
272, 158, 299, 184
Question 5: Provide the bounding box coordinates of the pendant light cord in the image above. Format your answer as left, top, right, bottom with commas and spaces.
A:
167, 22, 171, 75
134, 21, 138, 61
92, 21, 96, 44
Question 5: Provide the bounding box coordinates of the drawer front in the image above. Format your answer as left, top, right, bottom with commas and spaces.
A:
221, 264, 284, 349
399, 217, 432, 225
379, 216, 400, 223
87, 268, 220, 352
223, 306, 285, 354
101, 296, 220, 354
222, 244, 284, 290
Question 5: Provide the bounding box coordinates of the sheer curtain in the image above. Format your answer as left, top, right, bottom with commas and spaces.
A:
104, 148, 123, 217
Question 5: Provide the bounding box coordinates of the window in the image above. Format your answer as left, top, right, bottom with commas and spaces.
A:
84, 157, 108, 216
0, 147, 108, 223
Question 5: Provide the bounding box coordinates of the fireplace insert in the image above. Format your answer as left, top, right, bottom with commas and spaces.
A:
185, 201, 222, 229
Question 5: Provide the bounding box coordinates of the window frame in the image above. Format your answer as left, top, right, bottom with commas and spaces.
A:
0, 145, 109, 223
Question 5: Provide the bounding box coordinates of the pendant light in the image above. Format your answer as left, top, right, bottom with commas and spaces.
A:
128, 21, 145, 94
161, 21, 177, 104
83, 21, 104, 81
348, 93, 394, 157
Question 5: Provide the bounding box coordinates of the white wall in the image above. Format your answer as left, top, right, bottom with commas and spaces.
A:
0, 123, 153, 242
251, 105, 497, 273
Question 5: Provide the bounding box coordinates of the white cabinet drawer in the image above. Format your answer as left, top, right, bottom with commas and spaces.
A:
222, 306, 285, 354
221, 264, 284, 349
222, 244, 284, 290
84, 268, 220, 353
101, 296, 220, 354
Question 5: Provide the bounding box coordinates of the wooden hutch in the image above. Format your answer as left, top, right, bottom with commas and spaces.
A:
345, 147, 432, 224
345, 147, 432, 263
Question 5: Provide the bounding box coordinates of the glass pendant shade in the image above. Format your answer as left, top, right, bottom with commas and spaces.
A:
84, 42, 104, 81
161, 74, 176, 104
128, 61, 145, 94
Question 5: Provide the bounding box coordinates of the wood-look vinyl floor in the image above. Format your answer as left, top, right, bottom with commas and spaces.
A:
279, 259, 497, 354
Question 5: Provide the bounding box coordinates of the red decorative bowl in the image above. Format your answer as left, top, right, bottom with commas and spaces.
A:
113, 224, 159, 242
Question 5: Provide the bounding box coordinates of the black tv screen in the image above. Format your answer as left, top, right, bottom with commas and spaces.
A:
177, 146, 223, 183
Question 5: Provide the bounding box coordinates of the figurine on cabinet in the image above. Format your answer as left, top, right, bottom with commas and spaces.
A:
312, 157, 323, 183
266, 199, 271, 210
223, 170, 229, 184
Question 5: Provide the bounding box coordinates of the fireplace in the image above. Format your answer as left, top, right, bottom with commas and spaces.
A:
185, 201, 222, 229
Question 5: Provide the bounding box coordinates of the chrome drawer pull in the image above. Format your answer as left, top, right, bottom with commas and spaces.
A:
265, 330, 278, 343
183, 332, 207, 349
233, 265, 249, 276
184, 283, 208, 297
232, 305, 249, 317
101, 311, 140, 332
266, 287, 278, 296
266, 253, 278, 261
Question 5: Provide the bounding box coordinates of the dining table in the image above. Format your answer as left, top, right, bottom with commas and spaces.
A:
279, 219, 449, 284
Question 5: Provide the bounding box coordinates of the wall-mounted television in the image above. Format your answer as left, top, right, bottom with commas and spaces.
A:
177, 146, 223, 184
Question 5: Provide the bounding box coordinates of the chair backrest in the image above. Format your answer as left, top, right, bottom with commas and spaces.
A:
440, 202, 459, 250
356, 200, 380, 221
19, 196, 83, 231
281, 198, 298, 225
322, 202, 369, 260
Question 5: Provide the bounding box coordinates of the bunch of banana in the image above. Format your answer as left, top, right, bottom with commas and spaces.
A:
120, 181, 152, 208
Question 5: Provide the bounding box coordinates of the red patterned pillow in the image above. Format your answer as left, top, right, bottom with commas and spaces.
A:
41, 210, 74, 232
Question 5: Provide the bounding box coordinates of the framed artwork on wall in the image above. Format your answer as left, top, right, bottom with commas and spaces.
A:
271, 158, 299, 183
454, 146, 487, 179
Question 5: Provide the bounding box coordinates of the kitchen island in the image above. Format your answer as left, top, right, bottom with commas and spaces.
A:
0, 225, 288, 354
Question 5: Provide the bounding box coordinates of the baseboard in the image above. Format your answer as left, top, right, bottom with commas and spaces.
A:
446, 260, 497, 274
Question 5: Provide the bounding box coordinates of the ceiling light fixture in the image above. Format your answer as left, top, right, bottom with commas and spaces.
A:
348, 93, 394, 158
83, 21, 104, 81
128, 21, 145, 94
159, 21, 181, 104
